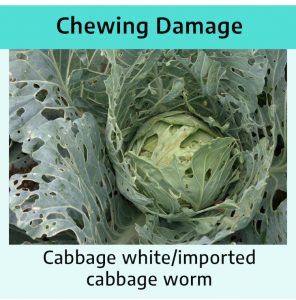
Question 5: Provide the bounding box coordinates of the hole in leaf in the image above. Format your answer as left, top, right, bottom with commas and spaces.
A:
248, 58, 255, 65
71, 123, 79, 136
35, 89, 48, 102
230, 102, 239, 110
231, 68, 244, 77
238, 85, 245, 92
30, 137, 45, 152
17, 180, 39, 191
256, 220, 262, 233
111, 131, 116, 141
41, 108, 64, 120
205, 169, 212, 181
47, 213, 65, 220
258, 128, 265, 139
274, 134, 284, 157
15, 82, 27, 89
185, 168, 193, 178
66, 208, 84, 229
20, 194, 39, 211
260, 206, 266, 214
257, 91, 268, 107
272, 189, 287, 210
57, 143, 70, 159
16, 108, 25, 117
30, 219, 43, 227
41, 175, 56, 183
82, 205, 89, 220
266, 125, 273, 137
83, 144, 88, 162
60, 96, 68, 106
16, 52, 27, 60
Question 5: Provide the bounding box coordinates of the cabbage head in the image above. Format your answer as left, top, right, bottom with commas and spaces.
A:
126, 111, 242, 216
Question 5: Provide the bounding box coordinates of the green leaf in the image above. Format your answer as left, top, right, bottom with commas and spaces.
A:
10, 113, 138, 244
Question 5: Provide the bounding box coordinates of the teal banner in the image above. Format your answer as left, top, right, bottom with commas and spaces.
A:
0, 6, 295, 49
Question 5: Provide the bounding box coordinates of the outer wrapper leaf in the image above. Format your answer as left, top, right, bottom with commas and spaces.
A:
10, 113, 138, 244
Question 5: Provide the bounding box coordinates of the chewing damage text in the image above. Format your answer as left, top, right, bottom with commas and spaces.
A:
57, 16, 242, 39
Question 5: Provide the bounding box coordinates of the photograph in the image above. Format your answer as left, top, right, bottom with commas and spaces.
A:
9, 49, 287, 245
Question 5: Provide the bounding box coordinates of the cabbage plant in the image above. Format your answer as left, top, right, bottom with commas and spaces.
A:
9, 50, 287, 244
